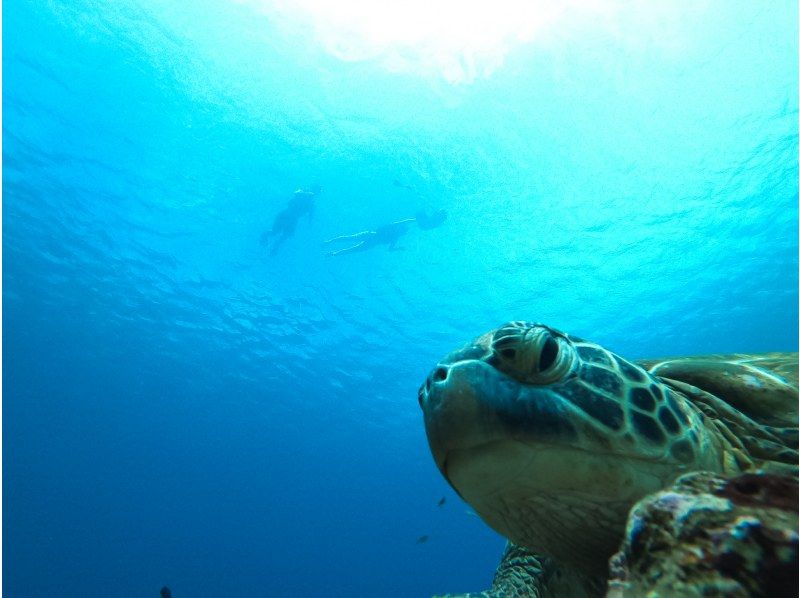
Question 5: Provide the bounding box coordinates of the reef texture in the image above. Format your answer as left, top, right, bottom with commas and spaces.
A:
607, 470, 798, 598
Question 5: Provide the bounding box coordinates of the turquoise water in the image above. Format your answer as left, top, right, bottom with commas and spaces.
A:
3, 1, 797, 596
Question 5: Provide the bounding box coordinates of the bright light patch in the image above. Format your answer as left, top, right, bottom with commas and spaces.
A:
244, 0, 565, 83
240, 1, 698, 84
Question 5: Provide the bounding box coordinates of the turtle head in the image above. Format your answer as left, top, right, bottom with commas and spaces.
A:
419, 322, 716, 573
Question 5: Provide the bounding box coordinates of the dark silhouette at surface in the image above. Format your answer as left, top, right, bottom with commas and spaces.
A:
160, 586, 172, 598
261, 185, 321, 255
325, 218, 414, 256
324, 209, 447, 257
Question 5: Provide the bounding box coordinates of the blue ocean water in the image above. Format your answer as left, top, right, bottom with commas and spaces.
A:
3, 1, 797, 596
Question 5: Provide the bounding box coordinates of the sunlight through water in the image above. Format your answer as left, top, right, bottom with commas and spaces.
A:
243, 0, 706, 83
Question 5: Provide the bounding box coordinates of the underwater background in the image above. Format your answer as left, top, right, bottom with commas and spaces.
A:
3, 1, 798, 596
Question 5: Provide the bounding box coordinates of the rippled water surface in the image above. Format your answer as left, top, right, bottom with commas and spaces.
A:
4, 1, 798, 596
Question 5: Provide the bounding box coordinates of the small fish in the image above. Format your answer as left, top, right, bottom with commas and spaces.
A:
437, 497, 446, 507
465, 509, 479, 518
416, 534, 430, 544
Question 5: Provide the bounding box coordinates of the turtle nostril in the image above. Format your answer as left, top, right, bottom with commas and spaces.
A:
433, 367, 448, 382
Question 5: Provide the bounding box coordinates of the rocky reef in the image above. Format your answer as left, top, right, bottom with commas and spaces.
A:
607, 470, 798, 597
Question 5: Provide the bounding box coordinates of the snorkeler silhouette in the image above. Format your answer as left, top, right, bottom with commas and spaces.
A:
324, 209, 447, 257
261, 184, 321, 255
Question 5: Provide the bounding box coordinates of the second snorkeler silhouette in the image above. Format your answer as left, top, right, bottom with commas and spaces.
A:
324, 209, 447, 257
261, 184, 321, 255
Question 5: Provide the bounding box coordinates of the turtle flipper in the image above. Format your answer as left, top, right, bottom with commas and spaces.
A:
641, 353, 799, 427
434, 542, 602, 598
660, 377, 798, 470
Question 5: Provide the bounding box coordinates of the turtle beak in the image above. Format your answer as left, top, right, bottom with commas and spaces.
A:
420, 361, 508, 484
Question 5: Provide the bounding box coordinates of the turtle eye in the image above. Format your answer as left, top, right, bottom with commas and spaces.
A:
539, 335, 559, 371
489, 322, 575, 384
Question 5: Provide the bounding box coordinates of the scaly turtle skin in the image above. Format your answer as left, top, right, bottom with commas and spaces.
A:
419, 321, 798, 597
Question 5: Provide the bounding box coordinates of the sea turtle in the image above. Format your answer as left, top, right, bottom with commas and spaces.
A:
418, 321, 798, 596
